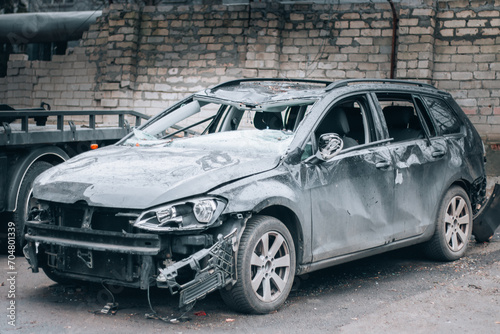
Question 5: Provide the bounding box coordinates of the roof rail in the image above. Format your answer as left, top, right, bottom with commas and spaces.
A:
210, 78, 333, 92
326, 79, 437, 91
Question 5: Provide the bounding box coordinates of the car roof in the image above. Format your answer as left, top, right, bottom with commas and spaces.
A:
196, 79, 331, 107
194, 78, 449, 109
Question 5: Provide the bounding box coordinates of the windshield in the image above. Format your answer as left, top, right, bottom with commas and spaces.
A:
167, 129, 294, 155
122, 97, 315, 147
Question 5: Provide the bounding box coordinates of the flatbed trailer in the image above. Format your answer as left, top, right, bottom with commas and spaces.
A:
0, 104, 149, 246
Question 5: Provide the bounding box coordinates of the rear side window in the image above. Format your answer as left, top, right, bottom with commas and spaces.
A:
374, 93, 429, 142
422, 96, 461, 135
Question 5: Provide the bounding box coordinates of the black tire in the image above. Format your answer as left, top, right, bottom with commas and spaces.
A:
423, 186, 472, 261
13, 161, 53, 247
220, 215, 296, 314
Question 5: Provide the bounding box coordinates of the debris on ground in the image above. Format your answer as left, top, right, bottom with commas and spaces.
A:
100, 302, 119, 315
145, 312, 191, 324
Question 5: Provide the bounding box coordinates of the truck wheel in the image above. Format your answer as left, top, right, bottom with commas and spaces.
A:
221, 215, 296, 314
423, 186, 472, 261
13, 161, 53, 247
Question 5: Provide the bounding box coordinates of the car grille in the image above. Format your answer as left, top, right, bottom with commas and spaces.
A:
53, 204, 138, 233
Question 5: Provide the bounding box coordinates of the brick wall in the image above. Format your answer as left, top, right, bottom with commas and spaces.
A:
1, 0, 499, 142
0, 51, 98, 110
433, 0, 500, 142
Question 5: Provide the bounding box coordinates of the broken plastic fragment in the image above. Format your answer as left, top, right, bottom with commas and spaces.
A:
145, 312, 169, 322
100, 302, 118, 315
170, 316, 191, 323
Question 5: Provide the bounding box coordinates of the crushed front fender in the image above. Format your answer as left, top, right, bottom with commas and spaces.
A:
156, 229, 237, 309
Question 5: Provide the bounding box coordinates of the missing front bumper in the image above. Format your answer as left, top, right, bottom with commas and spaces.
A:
157, 230, 236, 308
24, 221, 238, 309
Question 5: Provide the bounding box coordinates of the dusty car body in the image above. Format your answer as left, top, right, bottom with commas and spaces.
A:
24, 79, 494, 314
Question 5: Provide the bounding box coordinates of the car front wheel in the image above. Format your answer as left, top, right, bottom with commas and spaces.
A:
221, 215, 296, 314
424, 186, 472, 261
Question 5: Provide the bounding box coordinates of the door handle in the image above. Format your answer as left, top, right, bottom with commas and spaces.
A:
376, 160, 391, 169
432, 150, 445, 158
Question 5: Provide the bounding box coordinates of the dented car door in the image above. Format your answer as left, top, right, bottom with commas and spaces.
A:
386, 138, 449, 239
373, 93, 463, 240
308, 144, 395, 261
305, 94, 397, 262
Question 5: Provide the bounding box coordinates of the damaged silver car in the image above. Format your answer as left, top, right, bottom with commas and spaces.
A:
24, 79, 495, 314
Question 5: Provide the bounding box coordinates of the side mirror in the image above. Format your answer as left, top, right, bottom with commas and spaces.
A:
318, 133, 343, 160
304, 133, 344, 165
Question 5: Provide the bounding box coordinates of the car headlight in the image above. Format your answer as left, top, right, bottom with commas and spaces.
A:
133, 197, 226, 232
193, 199, 217, 223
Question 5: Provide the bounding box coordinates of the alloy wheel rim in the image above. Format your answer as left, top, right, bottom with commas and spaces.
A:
250, 231, 291, 302
444, 195, 470, 252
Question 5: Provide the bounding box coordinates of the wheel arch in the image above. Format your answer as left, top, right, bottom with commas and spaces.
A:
423, 182, 473, 261
6, 146, 69, 212
436, 174, 474, 208
450, 177, 485, 212
451, 179, 471, 194
421, 176, 474, 242
253, 202, 305, 267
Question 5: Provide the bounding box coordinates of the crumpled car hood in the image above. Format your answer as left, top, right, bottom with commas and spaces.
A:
34, 131, 291, 209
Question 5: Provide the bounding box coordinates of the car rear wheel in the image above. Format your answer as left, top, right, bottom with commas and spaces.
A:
221, 215, 296, 314
424, 186, 472, 261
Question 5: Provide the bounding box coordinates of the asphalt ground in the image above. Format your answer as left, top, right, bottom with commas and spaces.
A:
0, 231, 499, 333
